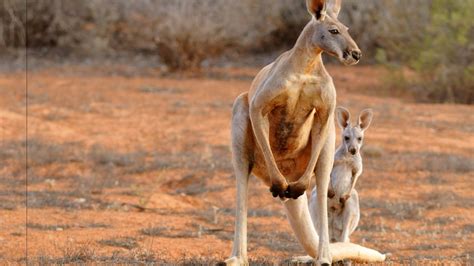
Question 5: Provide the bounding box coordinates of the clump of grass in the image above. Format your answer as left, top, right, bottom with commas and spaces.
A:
462, 224, 474, 234
424, 153, 474, 173
369, 150, 474, 173
10, 231, 23, 237
424, 190, 473, 209
361, 200, 425, 220
58, 243, 96, 264
362, 145, 384, 158
27, 139, 83, 166
426, 175, 447, 185
88, 144, 146, 167
140, 226, 167, 237
0, 201, 18, 210
26, 190, 108, 210
138, 86, 184, 94
79, 223, 110, 229
26, 246, 159, 264
98, 236, 138, 250
27, 223, 72, 231
379, 0, 474, 104
140, 226, 197, 238
248, 208, 283, 218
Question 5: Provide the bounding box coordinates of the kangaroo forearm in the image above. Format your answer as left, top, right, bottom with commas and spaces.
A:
302, 118, 330, 178
349, 169, 362, 192
249, 111, 283, 178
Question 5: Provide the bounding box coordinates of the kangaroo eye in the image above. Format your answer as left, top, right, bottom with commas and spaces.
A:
344, 136, 350, 141
357, 137, 362, 141
329, 29, 340, 34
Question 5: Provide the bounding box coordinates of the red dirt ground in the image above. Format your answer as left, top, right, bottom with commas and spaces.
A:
0, 64, 472, 264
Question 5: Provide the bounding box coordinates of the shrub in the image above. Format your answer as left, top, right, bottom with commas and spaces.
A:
0, 0, 26, 48
151, 0, 245, 71
2, 0, 310, 69
377, 0, 474, 104
146, 0, 309, 71
408, 0, 474, 104
339, 0, 431, 63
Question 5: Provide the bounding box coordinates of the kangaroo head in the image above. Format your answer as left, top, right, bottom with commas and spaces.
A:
336, 107, 373, 155
305, 0, 361, 65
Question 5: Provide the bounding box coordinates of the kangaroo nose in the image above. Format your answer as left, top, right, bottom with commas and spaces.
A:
350, 148, 356, 155
351, 50, 361, 61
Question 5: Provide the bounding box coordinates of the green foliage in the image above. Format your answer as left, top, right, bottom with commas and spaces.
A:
408, 0, 474, 104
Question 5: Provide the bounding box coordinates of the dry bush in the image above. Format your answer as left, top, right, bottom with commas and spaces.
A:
25, 0, 124, 52
98, 236, 138, 250
339, 0, 431, 63
0, 0, 26, 48
1, 0, 432, 57
3, 0, 309, 69
119, 0, 309, 71
7, 0, 473, 102
150, 0, 250, 71
370, 0, 474, 104
0, 0, 125, 52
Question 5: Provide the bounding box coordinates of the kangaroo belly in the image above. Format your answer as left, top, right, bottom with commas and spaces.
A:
269, 106, 314, 158
252, 146, 311, 185
328, 211, 344, 242
330, 164, 353, 196
251, 106, 315, 185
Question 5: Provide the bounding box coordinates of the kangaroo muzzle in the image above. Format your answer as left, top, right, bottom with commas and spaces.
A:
351, 50, 361, 61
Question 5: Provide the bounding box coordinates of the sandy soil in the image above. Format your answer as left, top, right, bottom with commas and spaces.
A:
0, 64, 472, 265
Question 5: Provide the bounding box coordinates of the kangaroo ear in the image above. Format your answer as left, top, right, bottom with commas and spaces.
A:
306, 0, 326, 20
336, 107, 351, 129
358, 109, 373, 131
326, 0, 341, 18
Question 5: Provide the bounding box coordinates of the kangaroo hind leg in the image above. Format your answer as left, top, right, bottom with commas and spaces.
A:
225, 93, 253, 266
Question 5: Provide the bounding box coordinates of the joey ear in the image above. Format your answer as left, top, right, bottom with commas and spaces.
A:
306, 0, 326, 20
326, 0, 341, 18
336, 106, 351, 129
358, 109, 373, 131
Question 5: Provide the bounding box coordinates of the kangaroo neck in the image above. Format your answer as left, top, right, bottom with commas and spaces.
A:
286, 21, 327, 76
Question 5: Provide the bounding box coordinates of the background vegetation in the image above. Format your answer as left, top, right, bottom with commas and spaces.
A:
1, 0, 473, 103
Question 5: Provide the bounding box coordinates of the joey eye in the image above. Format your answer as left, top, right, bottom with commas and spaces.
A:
329, 29, 340, 34
344, 136, 350, 141
357, 137, 362, 142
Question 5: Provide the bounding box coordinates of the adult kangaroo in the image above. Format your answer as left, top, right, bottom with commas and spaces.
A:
225, 0, 385, 265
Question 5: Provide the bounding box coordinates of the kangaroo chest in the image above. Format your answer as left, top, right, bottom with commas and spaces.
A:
250, 72, 334, 183
268, 103, 315, 159
330, 155, 361, 196
267, 76, 326, 159
330, 163, 353, 196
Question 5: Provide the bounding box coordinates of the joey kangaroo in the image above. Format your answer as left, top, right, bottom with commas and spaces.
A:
310, 107, 373, 249
225, 0, 385, 265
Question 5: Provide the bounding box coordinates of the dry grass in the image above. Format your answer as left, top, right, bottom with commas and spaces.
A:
138, 85, 185, 94
26, 223, 72, 231
98, 236, 138, 250
27, 244, 158, 265
1, 64, 471, 264
140, 226, 197, 239
27, 222, 109, 231
364, 150, 474, 173
361, 145, 384, 158
31, 243, 96, 265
